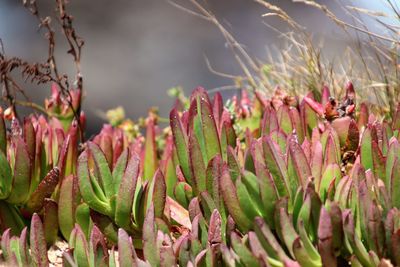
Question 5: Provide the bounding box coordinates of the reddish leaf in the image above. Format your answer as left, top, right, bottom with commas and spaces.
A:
318, 207, 336, 267
30, 214, 49, 267
26, 167, 60, 213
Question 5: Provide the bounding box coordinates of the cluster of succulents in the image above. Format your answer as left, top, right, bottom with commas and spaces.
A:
0, 81, 400, 267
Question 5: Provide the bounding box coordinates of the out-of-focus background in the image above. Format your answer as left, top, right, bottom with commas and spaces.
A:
0, 0, 392, 134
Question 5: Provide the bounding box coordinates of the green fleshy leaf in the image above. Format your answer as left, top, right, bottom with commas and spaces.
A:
7, 138, 31, 204
278, 207, 298, 258
231, 232, 259, 267
292, 237, 322, 267
189, 134, 206, 194
75, 203, 92, 240
0, 150, 12, 199
199, 94, 222, 162
115, 153, 140, 229
170, 109, 192, 183
77, 151, 112, 216
320, 164, 341, 202
0, 115, 6, 154
88, 142, 114, 199
254, 217, 292, 263
43, 199, 59, 246
143, 118, 158, 181
112, 149, 129, 194
360, 128, 373, 171
262, 136, 289, 197
277, 105, 293, 135
143, 204, 160, 266
287, 135, 311, 191
70, 224, 90, 267
58, 175, 81, 240
89, 225, 109, 267
220, 166, 252, 232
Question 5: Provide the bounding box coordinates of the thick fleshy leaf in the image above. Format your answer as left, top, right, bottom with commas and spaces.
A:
289, 107, 304, 143
7, 138, 31, 204
311, 141, 323, 189
43, 199, 59, 246
166, 196, 191, 229
262, 136, 289, 197
143, 204, 160, 266
331, 117, 359, 151
143, 117, 158, 181
90, 210, 118, 244
152, 170, 167, 218
213, 92, 223, 129
277, 105, 293, 135
304, 96, 324, 117
220, 165, 252, 232
261, 106, 279, 136
254, 217, 293, 263
278, 208, 299, 258
327, 202, 343, 254
58, 175, 81, 240
18, 227, 30, 266
298, 220, 321, 264
287, 135, 311, 190
208, 209, 222, 246
300, 96, 318, 138
360, 128, 373, 171
89, 225, 109, 267
318, 207, 336, 267
112, 149, 129, 194
236, 176, 262, 221
1, 228, 11, 261
343, 211, 373, 267
199, 94, 222, 161
88, 142, 114, 199
26, 167, 60, 213
292, 237, 321, 267
206, 155, 224, 214
0, 201, 25, 236
248, 231, 270, 265
75, 203, 92, 240
189, 134, 206, 194
78, 151, 112, 216
30, 214, 49, 267
366, 200, 385, 257
70, 224, 90, 267
115, 153, 140, 229
227, 147, 241, 182
170, 109, 192, 183
61, 121, 79, 177
231, 232, 259, 267
323, 133, 340, 167
253, 160, 277, 228
118, 228, 137, 267
0, 114, 6, 154
0, 150, 12, 199
319, 164, 341, 201
391, 158, 400, 208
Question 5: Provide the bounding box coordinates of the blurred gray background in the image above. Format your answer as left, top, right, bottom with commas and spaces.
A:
0, 0, 391, 134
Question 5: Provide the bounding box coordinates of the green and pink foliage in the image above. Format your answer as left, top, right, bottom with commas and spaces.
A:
2, 82, 400, 266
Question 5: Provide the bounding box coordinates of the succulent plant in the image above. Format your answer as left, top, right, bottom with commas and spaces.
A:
2, 82, 400, 267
